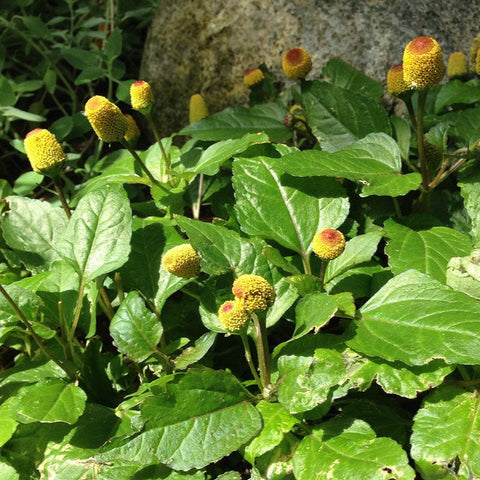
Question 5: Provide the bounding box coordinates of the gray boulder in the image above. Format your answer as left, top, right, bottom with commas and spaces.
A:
140, 0, 480, 136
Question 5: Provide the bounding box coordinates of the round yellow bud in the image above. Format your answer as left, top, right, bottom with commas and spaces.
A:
124, 114, 141, 144
189, 94, 209, 124
218, 300, 249, 331
403, 36, 444, 89
161, 244, 201, 278
85, 95, 128, 143
469, 34, 480, 72
24, 128, 66, 176
311, 229, 346, 261
282, 47, 312, 79
244, 68, 265, 87
447, 51, 467, 79
387, 63, 412, 97
130, 80, 155, 111
232, 274, 275, 312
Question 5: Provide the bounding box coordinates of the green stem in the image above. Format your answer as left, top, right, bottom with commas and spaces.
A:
0, 284, 76, 381
416, 89, 430, 191
319, 260, 328, 290
114, 272, 125, 303
120, 138, 158, 185
99, 286, 115, 320
392, 197, 403, 219
53, 175, 71, 218
146, 112, 171, 181
302, 251, 311, 275
457, 364, 471, 382
240, 330, 263, 391
68, 276, 86, 343
193, 174, 204, 219
252, 313, 271, 388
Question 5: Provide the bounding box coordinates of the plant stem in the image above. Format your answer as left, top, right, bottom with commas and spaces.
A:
68, 276, 86, 343
301, 251, 311, 275
319, 260, 328, 290
53, 175, 71, 218
98, 286, 115, 320
146, 112, 171, 181
193, 174, 204, 219
392, 197, 403, 219
240, 330, 263, 391
0, 284, 77, 381
415, 89, 430, 191
120, 138, 158, 185
252, 313, 271, 388
114, 272, 125, 303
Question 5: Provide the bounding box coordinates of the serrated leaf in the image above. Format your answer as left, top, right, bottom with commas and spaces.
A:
434, 79, 480, 113
447, 250, 480, 300
458, 162, 480, 247
174, 332, 217, 370
275, 132, 420, 196
175, 216, 274, 277
58, 184, 132, 281
233, 158, 349, 255
384, 219, 471, 283
110, 292, 163, 363
325, 231, 383, 283
411, 386, 480, 479
0, 401, 18, 447
300, 80, 391, 152
277, 348, 345, 413
348, 270, 480, 365
179, 132, 269, 175
293, 292, 338, 338
243, 401, 298, 464
322, 58, 384, 99
179, 103, 290, 142
12, 379, 86, 424
2, 196, 68, 272
97, 368, 262, 471
292, 417, 415, 480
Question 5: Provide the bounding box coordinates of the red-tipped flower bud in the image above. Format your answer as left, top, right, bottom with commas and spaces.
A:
282, 47, 312, 79
232, 274, 275, 312
130, 80, 155, 112
85, 95, 128, 143
244, 68, 265, 87
311, 229, 346, 261
218, 300, 249, 331
387, 63, 412, 97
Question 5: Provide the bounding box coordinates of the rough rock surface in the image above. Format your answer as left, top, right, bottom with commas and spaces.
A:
140, 0, 480, 136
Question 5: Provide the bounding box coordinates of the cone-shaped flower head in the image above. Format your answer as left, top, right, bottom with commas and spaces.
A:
189, 94, 209, 124
244, 68, 265, 87
24, 128, 66, 176
282, 47, 312, 79
232, 274, 275, 312
130, 80, 155, 112
447, 51, 467, 79
403, 36, 444, 89
218, 300, 249, 331
161, 243, 201, 278
85, 95, 128, 143
124, 114, 141, 144
469, 34, 480, 72
387, 63, 412, 97
312, 229, 346, 261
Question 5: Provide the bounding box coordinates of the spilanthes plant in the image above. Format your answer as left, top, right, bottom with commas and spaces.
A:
447, 51, 468, 79
161, 243, 201, 278
282, 47, 312, 79
85, 95, 129, 143
130, 80, 155, 113
123, 114, 141, 145
387, 63, 412, 97
189, 93, 209, 124
243, 67, 265, 87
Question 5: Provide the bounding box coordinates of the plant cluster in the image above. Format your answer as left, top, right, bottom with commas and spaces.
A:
1, 19, 480, 480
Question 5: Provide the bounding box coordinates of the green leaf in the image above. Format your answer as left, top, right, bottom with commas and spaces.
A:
178, 132, 269, 175
384, 219, 472, 283
325, 231, 383, 283
103, 28, 122, 61
277, 348, 345, 413
322, 58, 384, 100
0, 106, 45, 122
275, 133, 421, 196
0, 401, 18, 447
2, 196, 68, 272
174, 332, 217, 370
348, 270, 480, 365
74, 66, 106, 85
110, 292, 163, 363
458, 162, 480, 247
0, 75, 16, 107
97, 368, 262, 471
61, 47, 100, 70
390, 115, 411, 162
58, 184, 132, 281
12, 379, 86, 424
233, 158, 349, 255
451, 107, 480, 147
300, 80, 391, 152
175, 216, 275, 277
411, 386, 480, 479
0, 460, 18, 480
179, 103, 290, 142
292, 417, 415, 480
12, 171, 43, 195
434, 79, 480, 113
293, 292, 338, 338
447, 250, 480, 300
243, 401, 298, 464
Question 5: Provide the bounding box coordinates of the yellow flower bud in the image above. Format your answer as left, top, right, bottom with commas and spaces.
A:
447, 51, 467, 79
289, 104, 308, 132
161, 244, 201, 278
130, 80, 155, 112
475, 48, 480, 75
124, 114, 141, 144
189, 94, 209, 124
244, 68, 265, 87
403, 36, 444, 89
282, 47, 312, 79
218, 300, 249, 331
469, 34, 480, 72
85, 95, 128, 143
312, 229, 346, 261
387, 63, 412, 97
232, 274, 275, 312
24, 128, 66, 176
